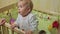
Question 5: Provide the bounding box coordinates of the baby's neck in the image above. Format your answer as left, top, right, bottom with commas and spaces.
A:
22, 13, 30, 17
20, 12, 31, 17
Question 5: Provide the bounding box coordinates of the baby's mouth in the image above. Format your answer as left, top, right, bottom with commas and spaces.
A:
18, 11, 20, 13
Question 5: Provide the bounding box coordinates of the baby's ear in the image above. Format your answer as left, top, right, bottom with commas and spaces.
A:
28, 8, 30, 11
27, 7, 31, 12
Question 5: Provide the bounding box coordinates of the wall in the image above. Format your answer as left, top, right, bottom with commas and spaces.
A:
32, 0, 60, 14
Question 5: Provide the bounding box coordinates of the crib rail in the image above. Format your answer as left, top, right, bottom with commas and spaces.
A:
0, 23, 25, 34
0, 3, 17, 13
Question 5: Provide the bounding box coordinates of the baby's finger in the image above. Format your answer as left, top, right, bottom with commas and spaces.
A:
10, 24, 16, 29
25, 31, 29, 34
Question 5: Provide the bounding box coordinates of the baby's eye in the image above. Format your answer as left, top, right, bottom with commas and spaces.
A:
18, 5, 22, 8
20, 6, 22, 8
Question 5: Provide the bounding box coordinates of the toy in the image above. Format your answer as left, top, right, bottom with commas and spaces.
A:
48, 25, 52, 31
10, 18, 15, 25
52, 20, 59, 29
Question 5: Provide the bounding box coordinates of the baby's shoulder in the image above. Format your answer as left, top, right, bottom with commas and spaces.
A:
28, 13, 36, 19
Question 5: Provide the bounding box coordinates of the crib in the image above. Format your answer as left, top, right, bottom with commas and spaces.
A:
0, 0, 60, 34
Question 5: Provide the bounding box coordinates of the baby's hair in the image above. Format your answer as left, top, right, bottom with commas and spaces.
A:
39, 30, 46, 34
29, 0, 33, 11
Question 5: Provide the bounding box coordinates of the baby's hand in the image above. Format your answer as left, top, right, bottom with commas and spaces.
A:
10, 23, 16, 29
0, 18, 6, 26
25, 30, 32, 34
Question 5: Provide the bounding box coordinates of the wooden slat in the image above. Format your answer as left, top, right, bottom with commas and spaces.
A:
11, 30, 14, 34
2, 25, 9, 34
4, 23, 25, 34
57, 16, 60, 34
0, 18, 1, 34
0, 26, 1, 34
0, 19, 2, 34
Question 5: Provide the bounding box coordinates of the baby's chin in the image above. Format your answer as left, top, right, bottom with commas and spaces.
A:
18, 11, 30, 17
18, 13, 25, 17
20, 13, 28, 17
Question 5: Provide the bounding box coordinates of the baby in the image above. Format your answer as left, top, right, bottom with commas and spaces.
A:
11, 0, 38, 34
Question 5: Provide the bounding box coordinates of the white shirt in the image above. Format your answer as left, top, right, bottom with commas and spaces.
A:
15, 13, 38, 31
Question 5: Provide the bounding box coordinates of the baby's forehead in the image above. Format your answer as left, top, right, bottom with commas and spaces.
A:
18, 1, 28, 6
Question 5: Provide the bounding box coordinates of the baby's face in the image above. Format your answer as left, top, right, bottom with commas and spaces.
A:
18, 1, 30, 17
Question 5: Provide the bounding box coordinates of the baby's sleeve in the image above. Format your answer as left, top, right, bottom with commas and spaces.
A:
15, 16, 19, 27
29, 15, 38, 31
